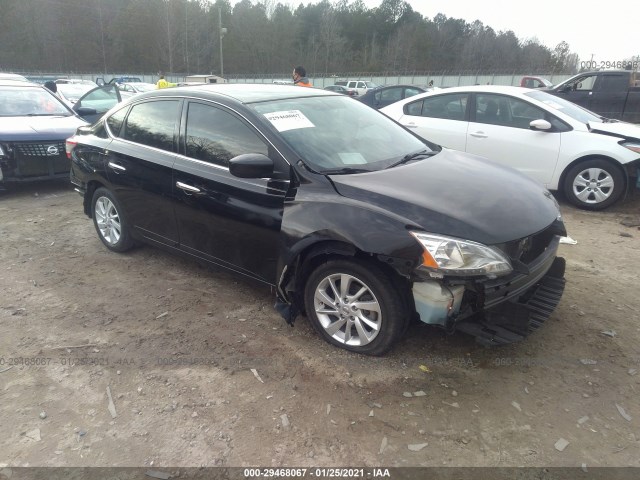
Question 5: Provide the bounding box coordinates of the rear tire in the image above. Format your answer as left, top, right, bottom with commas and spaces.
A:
91, 187, 134, 252
563, 159, 624, 210
303, 258, 408, 356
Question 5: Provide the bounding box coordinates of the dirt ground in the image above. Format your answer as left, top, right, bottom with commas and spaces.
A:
0, 180, 639, 470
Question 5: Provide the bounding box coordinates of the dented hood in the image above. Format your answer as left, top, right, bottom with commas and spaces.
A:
588, 121, 640, 141
329, 149, 562, 245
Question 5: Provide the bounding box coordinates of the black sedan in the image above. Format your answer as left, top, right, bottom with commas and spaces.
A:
0, 80, 88, 186
358, 84, 426, 109
68, 84, 566, 355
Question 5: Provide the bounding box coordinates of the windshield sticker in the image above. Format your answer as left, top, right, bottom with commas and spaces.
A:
264, 110, 315, 132
338, 152, 367, 165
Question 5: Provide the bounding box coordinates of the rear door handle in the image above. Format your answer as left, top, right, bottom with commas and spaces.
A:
176, 181, 201, 194
405, 123, 418, 129
470, 131, 488, 138
107, 161, 126, 172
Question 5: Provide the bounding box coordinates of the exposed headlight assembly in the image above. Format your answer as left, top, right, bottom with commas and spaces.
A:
410, 232, 512, 278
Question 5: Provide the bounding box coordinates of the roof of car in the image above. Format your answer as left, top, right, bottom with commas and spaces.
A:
0, 73, 29, 82
0, 79, 41, 87
144, 83, 336, 103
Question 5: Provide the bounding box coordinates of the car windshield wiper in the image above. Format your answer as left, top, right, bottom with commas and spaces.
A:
321, 167, 372, 175
24, 113, 65, 117
386, 150, 438, 169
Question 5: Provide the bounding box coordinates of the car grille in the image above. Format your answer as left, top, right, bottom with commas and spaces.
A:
497, 221, 564, 264
11, 141, 69, 177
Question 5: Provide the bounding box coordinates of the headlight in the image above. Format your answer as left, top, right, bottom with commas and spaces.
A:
410, 232, 512, 277
621, 142, 640, 154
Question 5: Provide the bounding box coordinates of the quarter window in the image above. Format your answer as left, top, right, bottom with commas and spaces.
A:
122, 100, 179, 151
106, 106, 128, 137
185, 102, 268, 167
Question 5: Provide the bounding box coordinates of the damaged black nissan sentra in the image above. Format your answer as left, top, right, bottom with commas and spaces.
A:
68, 84, 566, 355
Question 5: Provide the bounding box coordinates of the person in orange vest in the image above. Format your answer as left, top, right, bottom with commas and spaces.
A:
292, 66, 312, 87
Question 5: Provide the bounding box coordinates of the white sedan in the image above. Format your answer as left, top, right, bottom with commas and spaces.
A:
380, 85, 640, 210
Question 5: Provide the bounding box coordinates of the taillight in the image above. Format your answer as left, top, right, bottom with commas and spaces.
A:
65, 137, 77, 159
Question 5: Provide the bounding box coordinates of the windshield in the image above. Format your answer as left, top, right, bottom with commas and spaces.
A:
364, 81, 378, 88
0, 86, 71, 116
251, 95, 431, 173
525, 90, 602, 124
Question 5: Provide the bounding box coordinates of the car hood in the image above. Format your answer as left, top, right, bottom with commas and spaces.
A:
0, 115, 87, 141
588, 121, 640, 142
329, 149, 562, 245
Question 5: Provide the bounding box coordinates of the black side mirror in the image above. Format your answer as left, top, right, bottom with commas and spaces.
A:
75, 106, 98, 116
229, 153, 274, 178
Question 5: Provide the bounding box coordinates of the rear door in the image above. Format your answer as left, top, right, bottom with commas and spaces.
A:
103, 99, 181, 246
395, 92, 470, 150
172, 100, 290, 283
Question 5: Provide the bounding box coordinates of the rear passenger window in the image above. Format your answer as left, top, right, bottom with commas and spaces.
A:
122, 100, 180, 151
413, 94, 468, 120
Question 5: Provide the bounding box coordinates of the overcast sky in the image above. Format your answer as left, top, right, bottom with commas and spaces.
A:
272, 0, 637, 64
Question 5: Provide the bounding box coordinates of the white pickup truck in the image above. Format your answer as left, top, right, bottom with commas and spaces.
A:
334, 80, 378, 96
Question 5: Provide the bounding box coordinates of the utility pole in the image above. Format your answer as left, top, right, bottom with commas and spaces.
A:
219, 8, 227, 78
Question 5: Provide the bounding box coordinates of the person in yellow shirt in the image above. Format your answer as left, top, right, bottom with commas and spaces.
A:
156, 73, 176, 89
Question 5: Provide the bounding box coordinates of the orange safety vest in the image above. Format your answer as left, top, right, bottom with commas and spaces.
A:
294, 77, 312, 87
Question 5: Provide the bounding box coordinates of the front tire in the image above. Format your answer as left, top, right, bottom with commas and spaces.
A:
303, 258, 408, 356
91, 187, 134, 252
563, 159, 624, 210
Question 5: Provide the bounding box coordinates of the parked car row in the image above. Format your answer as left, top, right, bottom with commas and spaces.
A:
4, 78, 638, 356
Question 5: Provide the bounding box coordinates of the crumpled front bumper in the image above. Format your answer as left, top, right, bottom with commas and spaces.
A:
412, 235, 566, 345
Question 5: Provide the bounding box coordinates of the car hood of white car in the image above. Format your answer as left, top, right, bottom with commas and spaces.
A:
588, 121, 640, 142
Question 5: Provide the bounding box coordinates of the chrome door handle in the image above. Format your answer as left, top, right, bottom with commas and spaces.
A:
107, 161, 126, 171
470, 131, 488, 138
176, 181, 201, 194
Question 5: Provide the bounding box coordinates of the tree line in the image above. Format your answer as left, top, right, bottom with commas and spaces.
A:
0, 0, 579, 77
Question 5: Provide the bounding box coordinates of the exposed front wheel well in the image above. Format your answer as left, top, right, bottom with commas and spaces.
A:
288, 241, 414, 319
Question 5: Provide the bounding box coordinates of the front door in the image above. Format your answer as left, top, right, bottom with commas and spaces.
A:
172, 101, 289, 283
73, 85, 123, 123
466, 93, 561, 186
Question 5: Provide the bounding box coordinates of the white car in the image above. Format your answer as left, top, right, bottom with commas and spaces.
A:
117, 82, 157, 94
381, 85, 640, 210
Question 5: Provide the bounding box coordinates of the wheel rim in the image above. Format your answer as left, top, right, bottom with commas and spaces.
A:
313, 273, 382, 347
95, 196, 122, 246
572, 167, 615, 204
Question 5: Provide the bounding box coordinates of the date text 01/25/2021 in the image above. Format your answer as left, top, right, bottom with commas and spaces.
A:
243, 468, 391, 478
